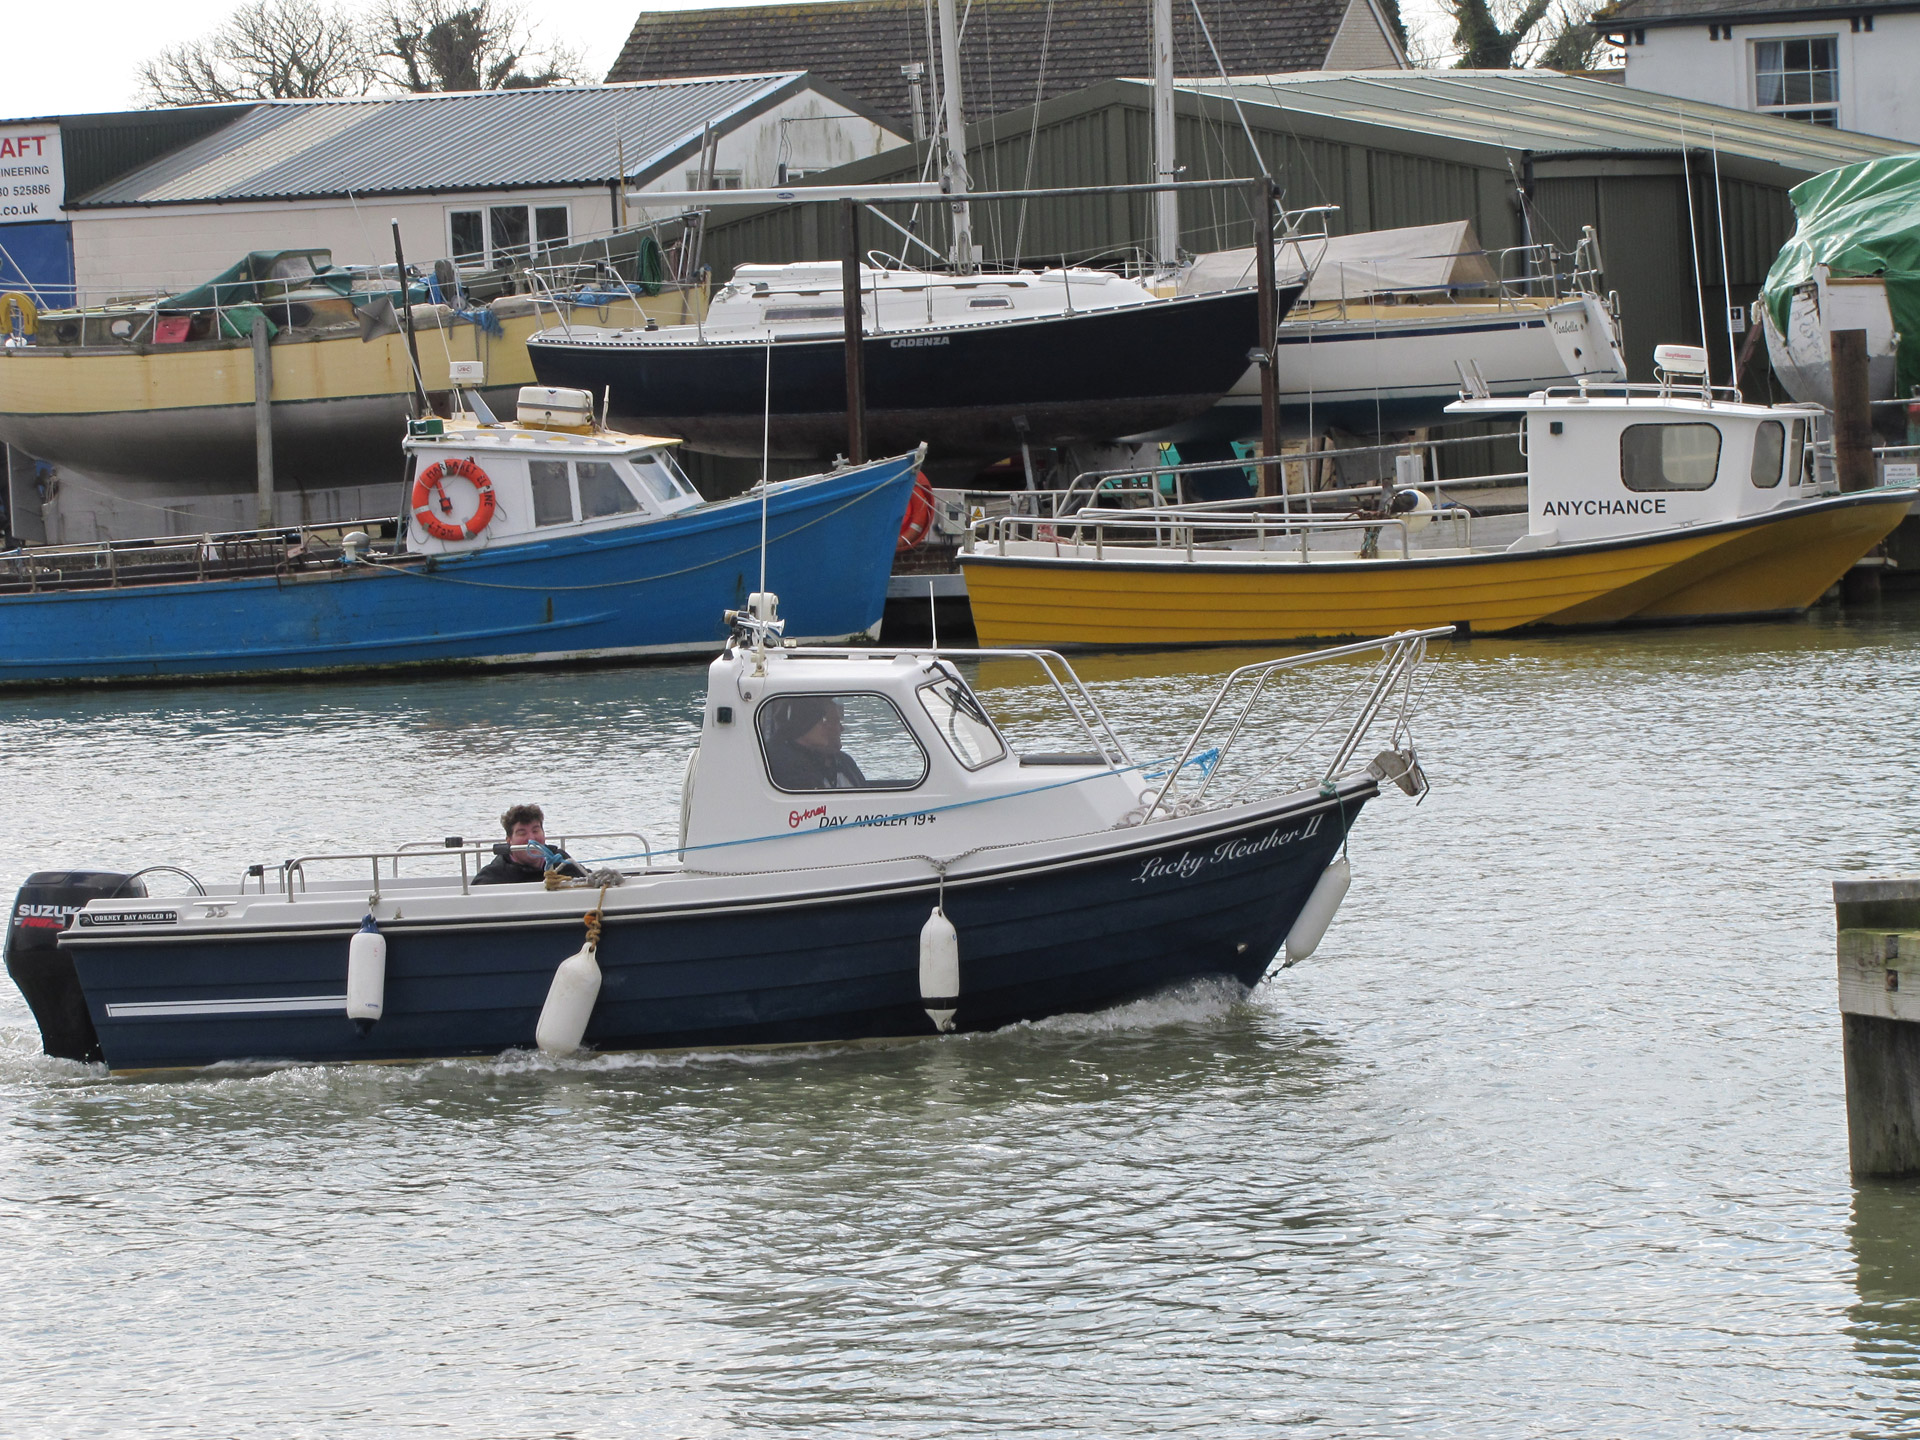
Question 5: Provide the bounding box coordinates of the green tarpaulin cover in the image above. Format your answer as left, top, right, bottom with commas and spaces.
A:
1762, 154, 1920, 397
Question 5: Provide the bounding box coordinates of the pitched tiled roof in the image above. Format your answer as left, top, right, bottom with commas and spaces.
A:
608, 0, 1373, 130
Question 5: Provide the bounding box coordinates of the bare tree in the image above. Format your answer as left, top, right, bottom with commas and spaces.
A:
139, 0, 370, 104
1439, 0, 1617, 68
370, 0, 584, 92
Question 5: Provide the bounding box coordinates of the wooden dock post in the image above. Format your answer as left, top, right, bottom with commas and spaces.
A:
250, 313, 274, 530
1834, 877, 1920, 1178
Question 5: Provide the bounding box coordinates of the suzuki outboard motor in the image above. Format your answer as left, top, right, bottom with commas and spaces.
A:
4, 870, 145, 1063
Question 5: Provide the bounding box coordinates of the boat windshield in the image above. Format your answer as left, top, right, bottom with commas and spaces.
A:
917, 675, 1006, 770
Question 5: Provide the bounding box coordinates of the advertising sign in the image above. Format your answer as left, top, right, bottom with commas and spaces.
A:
0, 125, 62, 225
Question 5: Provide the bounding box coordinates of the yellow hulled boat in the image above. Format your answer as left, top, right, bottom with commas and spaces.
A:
961, 347, 1916, 648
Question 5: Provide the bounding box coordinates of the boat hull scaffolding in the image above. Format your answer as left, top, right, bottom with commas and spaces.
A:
960, 489, 1915, 648
526, 289, 1271, 460
58, 784, 1364, 1071
0, 455, 919, 686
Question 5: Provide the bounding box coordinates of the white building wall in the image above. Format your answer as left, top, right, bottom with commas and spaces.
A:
68, 89, 905, 298
1623, 12, 1920, 142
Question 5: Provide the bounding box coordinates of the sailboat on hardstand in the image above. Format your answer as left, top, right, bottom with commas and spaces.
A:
525, 0, 1290, 464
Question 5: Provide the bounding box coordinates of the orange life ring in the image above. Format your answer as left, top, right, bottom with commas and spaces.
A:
411, 456, 496, 542
896, 470, 936, 552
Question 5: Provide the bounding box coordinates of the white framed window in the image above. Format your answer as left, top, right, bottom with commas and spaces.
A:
1754, 36, 1839, 125
447, 203, 570, 269
684, 170, 743, 190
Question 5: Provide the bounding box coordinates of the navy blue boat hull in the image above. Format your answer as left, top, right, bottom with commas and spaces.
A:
0, 455, 919, 687
528, 290, 1283, 461
66, 788, 1368, 1071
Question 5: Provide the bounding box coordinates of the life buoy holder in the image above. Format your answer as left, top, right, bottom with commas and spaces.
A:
0, 292, 36, 338
896, 470, 936, 552
411, 456, 496, 542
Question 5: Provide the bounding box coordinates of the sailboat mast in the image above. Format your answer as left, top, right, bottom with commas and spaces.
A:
1152, 0, 1179, 268
935, 0, 977, 272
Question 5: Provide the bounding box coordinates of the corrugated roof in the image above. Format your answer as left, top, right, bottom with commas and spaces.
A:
607, 0, 1368, 132
73, 76, 807, 207
1193, 69, 1909, 171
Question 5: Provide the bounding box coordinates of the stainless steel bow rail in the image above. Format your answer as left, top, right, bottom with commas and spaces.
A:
1141, 627, 1451, 821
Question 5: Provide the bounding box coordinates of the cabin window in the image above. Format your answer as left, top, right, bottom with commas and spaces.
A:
529, 460, 574, 526
757, 693, 929, 792
917, 675, 1005, 769
577, 461, 641, 518
967, 296, 1013, 309
1750, 421, 1786, 488
765, 304, 846, 322
1621, 423, 1721, 491
629, 454, 679, 504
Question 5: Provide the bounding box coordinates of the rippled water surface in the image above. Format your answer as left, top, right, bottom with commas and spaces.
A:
7, 601, 1920, 1436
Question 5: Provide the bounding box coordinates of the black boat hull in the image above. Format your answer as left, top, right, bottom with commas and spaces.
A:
55, 783, 1367, 1071
528, 288, 1285, 461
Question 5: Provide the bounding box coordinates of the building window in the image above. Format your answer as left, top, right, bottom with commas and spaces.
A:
684, 169, 743, 190
1754, 37, 1838, 125
447, 203, 571, 270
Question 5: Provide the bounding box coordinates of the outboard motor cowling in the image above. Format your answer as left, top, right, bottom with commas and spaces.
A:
4, 870, 145, 1062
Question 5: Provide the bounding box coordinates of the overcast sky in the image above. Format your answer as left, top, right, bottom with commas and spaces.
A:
10, 0, 1458, 122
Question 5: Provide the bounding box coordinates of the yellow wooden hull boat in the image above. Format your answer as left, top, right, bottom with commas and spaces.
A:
961, 349, 1916, 650
961, 488, 1913, 648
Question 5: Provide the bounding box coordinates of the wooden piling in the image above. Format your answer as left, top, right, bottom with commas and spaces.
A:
1831, 328, 1876, 494
1834, 877, 1920, 1178
250, 313, 274, 530
841, 198, 867, 465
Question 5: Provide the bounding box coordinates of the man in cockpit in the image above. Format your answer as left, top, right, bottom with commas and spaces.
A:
473, 803, 587, 884
763, 696, 867, 790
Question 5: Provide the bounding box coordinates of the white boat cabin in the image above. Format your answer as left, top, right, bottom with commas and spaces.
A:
680, 603, 1142, 869
400, 386, 703, 555
562, 261, 1158, 349
1449, 346, 1832, 549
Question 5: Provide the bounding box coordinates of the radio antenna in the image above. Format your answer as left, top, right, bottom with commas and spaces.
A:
759, 333, 773, 600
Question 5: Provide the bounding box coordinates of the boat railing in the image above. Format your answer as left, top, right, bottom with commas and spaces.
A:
0, 519, 403, 593
1136, 626, 1452, 823
976, 507, 1434, 561
254, 829, 659, 902
1058, 428, 1525, 508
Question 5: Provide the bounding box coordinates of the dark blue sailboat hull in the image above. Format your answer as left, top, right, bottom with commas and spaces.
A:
64, 787, 1368, 1071
528, 290, 1283, 461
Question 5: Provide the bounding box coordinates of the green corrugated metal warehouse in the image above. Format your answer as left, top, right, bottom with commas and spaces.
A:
692, 69, 1910, 388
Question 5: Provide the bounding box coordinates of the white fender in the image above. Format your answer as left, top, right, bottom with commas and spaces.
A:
1284, 857, 1351, 963
919, 906, 959, 1032
346, 914, 386, 1034
536, 940, 602, 1056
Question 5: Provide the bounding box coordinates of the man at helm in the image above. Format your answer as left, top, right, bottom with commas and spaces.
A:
762, 696, 867, 791
474, 803, 586, 884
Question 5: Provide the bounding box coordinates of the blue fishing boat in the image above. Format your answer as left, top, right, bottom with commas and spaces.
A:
3, 606, 1446, 1072
0, 386, 920, 687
